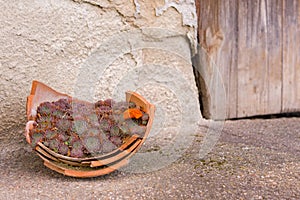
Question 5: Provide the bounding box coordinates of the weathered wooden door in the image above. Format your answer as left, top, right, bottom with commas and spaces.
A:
195, 0, 300, 119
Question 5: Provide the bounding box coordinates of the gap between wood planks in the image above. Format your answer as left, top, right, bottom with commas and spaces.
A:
229, 112, 300, 120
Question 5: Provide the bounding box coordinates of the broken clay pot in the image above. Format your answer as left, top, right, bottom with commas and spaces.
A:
25, 80, 155, 178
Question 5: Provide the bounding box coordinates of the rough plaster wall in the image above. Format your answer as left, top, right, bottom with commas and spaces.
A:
0, 0, 201, 138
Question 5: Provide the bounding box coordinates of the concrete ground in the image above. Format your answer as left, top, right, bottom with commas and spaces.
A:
0, 118, 299, 199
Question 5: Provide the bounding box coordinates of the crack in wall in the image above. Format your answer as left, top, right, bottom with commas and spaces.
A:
72, 0, 198, 55
72, 0, 104, 8
156, 0, 197, 28
155, 0, 198, 54
72, 0, 140, 28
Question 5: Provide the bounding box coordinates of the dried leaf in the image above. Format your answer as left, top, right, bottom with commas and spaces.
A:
123, 108, 143, 119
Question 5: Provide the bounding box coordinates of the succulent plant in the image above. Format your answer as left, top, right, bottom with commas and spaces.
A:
43, 140, 50, 147
54, 98, 71, 111
118, 124, 130, 136
104, 99, 114, 107
48, 139, 60, 152
110, 125, 120, 137
94, 100, 105, 107
70, 140, 84, 158
37, 102, 53, 116
82, 136, 102, 154
57, 133, 69, 142
142, 113, 149, 125
58, 143, 69, 156
56, 119, 72, 132
110, 136, 123, 146
70, 148, 84, 158
125, 119, 138, 128
32, 97, 149, 158
72, 101, 94, 117
36, 115, 53, 123
73, 119, 89, 136
86, 114, 99, 127
102, 134, 117, 153
52, 110, 65, 119
31, 128, 44, 136
72, 140, 83, 149
31, 132, 44, 148
99, 119, 111, 132
128, 102, 136, 109
37, 117, 53, 129
96, 105, 111, 116
67, 134, 80, 146
83, 128, 101, 137
112, 101, 128, 112
128, 122, 146, 137
112, 114, 125, 124
45, 130, 58, 140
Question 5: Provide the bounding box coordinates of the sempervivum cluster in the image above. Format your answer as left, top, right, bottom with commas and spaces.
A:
29, 98, 149, 158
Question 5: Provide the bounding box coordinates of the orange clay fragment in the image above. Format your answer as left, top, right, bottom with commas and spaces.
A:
123, 108, 143, 119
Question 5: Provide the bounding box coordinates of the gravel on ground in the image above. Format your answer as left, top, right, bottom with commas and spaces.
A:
0, 118, 299, 199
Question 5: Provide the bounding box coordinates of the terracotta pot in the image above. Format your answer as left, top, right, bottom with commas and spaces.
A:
25, 81, 155, 178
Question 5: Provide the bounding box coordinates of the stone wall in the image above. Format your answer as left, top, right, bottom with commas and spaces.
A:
0, 0, 201, 136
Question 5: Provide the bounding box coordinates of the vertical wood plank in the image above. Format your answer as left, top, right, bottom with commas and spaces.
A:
237, 0, 267, 117
218, 0, 239, 119
237, 0, 283, 117
195, 0, 300, 119
266, 0, 283, 114
282, 0, 300, 112
196, 0, 238, 119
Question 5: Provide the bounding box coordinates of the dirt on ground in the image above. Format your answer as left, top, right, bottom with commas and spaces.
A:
0, 118, 299, 199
